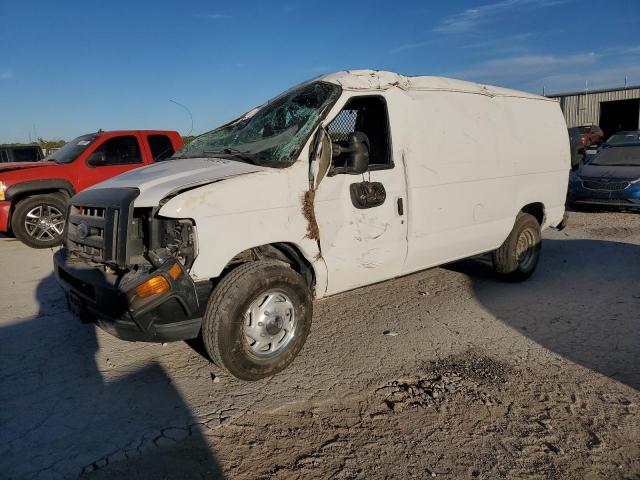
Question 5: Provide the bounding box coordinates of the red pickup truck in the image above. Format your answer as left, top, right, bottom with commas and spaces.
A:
0, 130, 183, 248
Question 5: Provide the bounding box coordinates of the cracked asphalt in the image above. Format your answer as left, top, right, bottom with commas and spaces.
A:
1, 211, 639, 479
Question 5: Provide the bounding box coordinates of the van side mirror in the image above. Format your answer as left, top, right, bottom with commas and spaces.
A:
87, 150, 107, 166
309, 127, 332, 188
333, 132, 370, 175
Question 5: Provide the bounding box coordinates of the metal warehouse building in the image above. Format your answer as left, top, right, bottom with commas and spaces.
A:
547, 85, 640, 138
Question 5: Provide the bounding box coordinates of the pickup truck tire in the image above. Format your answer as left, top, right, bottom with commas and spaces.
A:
11, 194, 68, 249
492, 212, 541, 282
201, 260, 313, 381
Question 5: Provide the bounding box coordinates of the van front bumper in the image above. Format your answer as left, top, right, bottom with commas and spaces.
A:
53, 249, 211, 342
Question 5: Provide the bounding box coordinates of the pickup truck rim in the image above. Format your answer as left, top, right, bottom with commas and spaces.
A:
516, 228, 537, 272
24, 205, 65, 241
243, 289, 296, 357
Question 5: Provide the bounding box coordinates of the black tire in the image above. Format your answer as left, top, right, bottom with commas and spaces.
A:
201, 260, 313, 381
11, 194, 68, 248
492, 212, 541, 282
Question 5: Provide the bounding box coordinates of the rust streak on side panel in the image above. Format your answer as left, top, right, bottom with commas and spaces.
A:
301, 189, 322, 259
302, 190, 319, 242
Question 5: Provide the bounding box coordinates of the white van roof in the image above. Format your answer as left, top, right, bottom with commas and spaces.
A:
320, 69, 551, 101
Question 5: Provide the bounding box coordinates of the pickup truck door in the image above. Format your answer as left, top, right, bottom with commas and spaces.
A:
312, 94, 408, 295
75, 134, 148, 191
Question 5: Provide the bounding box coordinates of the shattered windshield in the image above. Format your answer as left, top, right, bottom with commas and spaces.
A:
173, 81, 341, 167
45, 134, 98, 164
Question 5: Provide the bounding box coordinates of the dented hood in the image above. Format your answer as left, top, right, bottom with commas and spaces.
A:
92, 157, 266, 207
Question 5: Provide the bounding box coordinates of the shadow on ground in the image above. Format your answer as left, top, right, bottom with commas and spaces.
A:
0, 274, 224, 479
448, 239, 640, 391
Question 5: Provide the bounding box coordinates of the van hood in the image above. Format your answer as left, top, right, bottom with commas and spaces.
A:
92, 157, 267, 207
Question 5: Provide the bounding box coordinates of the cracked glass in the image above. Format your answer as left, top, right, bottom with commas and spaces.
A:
174, 82, 341, 168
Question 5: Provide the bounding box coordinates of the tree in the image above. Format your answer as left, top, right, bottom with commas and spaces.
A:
37, 138, 67, 150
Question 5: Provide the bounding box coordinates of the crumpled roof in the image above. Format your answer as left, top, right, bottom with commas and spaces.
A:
320, 69, 550, 101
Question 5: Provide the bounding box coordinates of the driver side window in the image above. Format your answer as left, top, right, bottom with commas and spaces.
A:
327, 96, 392, 171
90, 136, 142, 166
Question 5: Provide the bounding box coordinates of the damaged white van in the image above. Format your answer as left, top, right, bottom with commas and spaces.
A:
55, 70, 569, 380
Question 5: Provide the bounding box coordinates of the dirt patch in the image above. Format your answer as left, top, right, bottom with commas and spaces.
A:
204, 347, 638, 479
371, 352, 510, 415
585, 225, 636, 239
569, 210, 640, 241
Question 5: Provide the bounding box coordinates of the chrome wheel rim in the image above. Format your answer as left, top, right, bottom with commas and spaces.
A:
516, 228, 537, 271
243, 290, 296, 357
24, 205, 65, 241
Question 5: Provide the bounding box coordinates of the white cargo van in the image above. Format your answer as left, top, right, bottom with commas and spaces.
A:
55, 70, 569, 380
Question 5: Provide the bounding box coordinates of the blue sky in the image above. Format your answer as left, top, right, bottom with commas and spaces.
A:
1, 0, 639, 142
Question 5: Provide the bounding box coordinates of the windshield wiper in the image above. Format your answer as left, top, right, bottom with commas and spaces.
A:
203, 148, 259, 165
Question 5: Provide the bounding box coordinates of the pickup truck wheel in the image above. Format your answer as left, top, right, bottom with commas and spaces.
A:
202, 260, 312, 381
492, 213, 541, 282
11, 194, 67, 248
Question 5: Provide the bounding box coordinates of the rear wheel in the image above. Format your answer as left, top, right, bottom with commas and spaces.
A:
201, 261, 312, 381
11, 194, 68, 248
492, 213, 541, 282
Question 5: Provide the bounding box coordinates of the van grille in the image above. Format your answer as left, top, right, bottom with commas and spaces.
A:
582, 180, 629, 191
67, 205, 113, 262
64, 187, 140, 267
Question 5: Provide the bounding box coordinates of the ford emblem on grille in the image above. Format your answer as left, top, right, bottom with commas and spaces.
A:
77, 223, 89, 239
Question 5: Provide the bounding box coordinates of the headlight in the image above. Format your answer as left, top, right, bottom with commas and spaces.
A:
0, 181, 5, 201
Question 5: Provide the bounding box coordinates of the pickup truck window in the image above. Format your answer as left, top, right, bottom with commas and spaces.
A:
148, 134, 175, 161
46, 134, 98, 164
12, 147, 42, 162
328, 95, 392, 170
174, 81, 341, 168
91, 136, 142, 166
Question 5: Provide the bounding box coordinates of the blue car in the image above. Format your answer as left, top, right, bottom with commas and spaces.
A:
602, 130, 640, 146
568, 141, 640, 210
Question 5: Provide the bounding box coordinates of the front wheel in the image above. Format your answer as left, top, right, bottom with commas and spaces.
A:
11, 194, 68, 248
201, 261, 313, 381
492, 212, 541, 282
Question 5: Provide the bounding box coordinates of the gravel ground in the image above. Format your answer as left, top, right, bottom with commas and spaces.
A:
1, 211, 639, 479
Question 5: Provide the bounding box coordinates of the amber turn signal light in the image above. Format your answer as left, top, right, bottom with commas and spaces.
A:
168, 262, 182, 280
134, 275, 170, 299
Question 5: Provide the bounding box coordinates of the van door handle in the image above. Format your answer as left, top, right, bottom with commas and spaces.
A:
397, 198, 404, 216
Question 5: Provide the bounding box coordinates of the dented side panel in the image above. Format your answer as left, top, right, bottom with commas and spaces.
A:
311, 89, 409, 295
157, 151, 330, 296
